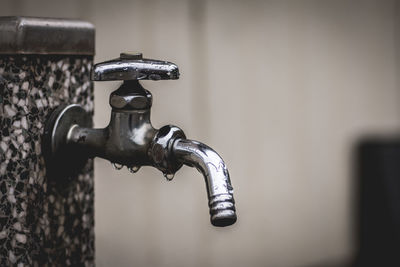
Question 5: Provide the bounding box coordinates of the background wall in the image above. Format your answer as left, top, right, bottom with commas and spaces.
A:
2, 1, 400, 266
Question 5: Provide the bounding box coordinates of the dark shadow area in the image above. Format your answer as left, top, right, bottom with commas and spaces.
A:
352, 137, 400, 267
299, 260, 350, 267
301, 136, 400, 267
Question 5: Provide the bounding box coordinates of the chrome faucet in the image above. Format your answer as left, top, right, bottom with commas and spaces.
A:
44, 53, 237, 227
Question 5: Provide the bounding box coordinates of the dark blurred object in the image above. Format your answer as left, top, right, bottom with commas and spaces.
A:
355, 139, 400, 267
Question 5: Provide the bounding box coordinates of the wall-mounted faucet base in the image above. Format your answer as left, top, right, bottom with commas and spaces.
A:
43, 104, 92, 182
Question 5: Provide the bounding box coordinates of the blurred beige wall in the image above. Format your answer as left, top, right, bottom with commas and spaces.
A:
2, 0, 400, 266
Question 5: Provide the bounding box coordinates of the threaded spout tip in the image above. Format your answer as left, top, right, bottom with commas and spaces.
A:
209, 194, 237, 227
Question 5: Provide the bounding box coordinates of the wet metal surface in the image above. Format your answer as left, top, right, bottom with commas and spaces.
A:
173, 139, 236, 226
45, 53, 237, 227
92, 52, 179, 81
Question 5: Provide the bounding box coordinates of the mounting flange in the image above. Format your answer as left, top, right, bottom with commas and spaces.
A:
43, 104, 92, 183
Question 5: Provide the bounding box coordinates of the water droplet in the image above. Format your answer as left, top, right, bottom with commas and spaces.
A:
112, 163, 124, 170
164, 173, 174, 181
129, 166, 140, 173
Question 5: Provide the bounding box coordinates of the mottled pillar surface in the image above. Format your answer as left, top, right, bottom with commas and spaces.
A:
0, 55, 94, 266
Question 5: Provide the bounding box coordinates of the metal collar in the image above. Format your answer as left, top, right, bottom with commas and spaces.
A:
0, 16, 95, 55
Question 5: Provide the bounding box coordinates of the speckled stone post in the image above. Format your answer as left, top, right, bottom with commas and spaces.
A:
0, 55, 94, 266
0, 17, 95, 267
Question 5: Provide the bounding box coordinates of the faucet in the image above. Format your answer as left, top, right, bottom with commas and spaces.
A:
44, 53, 237, 227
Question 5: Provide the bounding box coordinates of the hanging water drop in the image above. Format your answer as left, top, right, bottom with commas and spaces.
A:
112, 163, 124, 170
129, 166, 140, 173
164, 173, 175, 181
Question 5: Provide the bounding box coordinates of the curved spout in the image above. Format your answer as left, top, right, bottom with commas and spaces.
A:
172, 139, 237, 227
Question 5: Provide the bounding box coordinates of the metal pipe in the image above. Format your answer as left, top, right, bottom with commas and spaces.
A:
172, 139, 237, 227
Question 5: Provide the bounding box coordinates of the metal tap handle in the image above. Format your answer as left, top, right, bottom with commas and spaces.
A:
91, 52, 179, 81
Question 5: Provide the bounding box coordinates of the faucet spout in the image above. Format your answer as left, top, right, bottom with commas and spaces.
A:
172, 139, 237, 227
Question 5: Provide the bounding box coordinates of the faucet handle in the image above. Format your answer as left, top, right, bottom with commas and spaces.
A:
91, 52, 180, 81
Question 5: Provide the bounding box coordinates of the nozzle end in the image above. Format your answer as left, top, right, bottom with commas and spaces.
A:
209, 194, 237, 227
